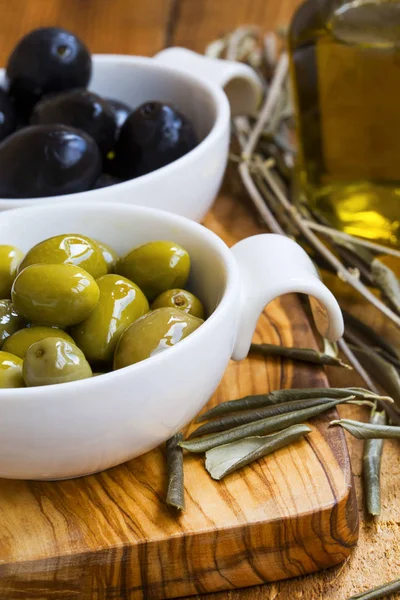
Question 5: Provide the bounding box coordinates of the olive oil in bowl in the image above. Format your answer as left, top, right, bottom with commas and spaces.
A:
289, 0, 400, 247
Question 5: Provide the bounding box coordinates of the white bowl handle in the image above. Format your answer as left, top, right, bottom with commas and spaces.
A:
230, 234, 344, 360
154, 47, 263, 116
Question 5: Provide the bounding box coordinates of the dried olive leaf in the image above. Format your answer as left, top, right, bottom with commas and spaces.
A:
189, 396, 369, 439
205, 424, 311, 480
332, 237, 375, 285
371, 258, 400, 315
343, 309, 400, 360
330, 418, 400, 440
196, 387, 385, 423
363, 411, 386, 517
348, 576, 400, 600
350, 345, 400, 409
166, 433, 185, 510
249, 342, 352, 369
333, 237, 375, 266
343, 328, 400, 372
182, 398, 351, 453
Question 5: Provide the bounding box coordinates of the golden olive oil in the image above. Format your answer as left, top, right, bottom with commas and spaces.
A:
289, 0, 400, 247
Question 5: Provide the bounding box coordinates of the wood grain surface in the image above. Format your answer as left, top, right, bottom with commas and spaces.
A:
0, 2, 398, 600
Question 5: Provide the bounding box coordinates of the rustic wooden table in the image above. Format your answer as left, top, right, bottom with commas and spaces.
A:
0, 1, 398, 599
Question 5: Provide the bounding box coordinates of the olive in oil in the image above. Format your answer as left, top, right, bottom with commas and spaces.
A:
289, 0, 400, 247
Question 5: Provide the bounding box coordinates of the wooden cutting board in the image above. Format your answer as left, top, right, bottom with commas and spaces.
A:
0, 192, 358, 600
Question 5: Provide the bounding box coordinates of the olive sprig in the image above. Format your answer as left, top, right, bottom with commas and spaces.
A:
165, 386, 386, 510
199, 26, 400, 599
203, 24, 400, 510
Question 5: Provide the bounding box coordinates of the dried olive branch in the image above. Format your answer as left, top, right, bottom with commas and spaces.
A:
304, 221, 400, 259
337, 339, 380, 395
242, 53, 289, 159
348, 579, 400, 600
207, 31, 400, 328
239, 158, 284, 233
256, 158, 400, 328
181, 398, 354, 453
348, 576, 400, 600
236, 53, 288, 234
202, 29, 400, 539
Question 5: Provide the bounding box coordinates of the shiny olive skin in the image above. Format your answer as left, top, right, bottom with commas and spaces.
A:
0, 89, 17, 142
12, 264, 100, 327
23, 337, 92, 386
116, 241, 190, 301
31, 90, 117, 155
0, 245, 24, 297
19, 234, 107, 279
6, 27, 91, 119
3, 326, 74, 358
106, 98, 131, 133
113, 307, 203, 368
0, 125, 101, 199
111, 102, 198, 179
92, 173, 122, 189
71, 274, 149, 363
0, 351, 24, 388
151, 288, 204, 318
96, 240, 119, 273
0, 300, 25, 348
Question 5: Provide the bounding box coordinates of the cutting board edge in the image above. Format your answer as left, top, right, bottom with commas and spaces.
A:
0, 478, 358, 599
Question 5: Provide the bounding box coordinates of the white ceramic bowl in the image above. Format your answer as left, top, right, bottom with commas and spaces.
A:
0, 48, 263, 221
0, 202, 343, 480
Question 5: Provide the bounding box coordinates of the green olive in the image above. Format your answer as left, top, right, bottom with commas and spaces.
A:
0, 300, 25, 348
96, 240, 119, 273
0, 245, 24, 298
3, 326, 74, 358
151, 288, 204, 318
12, 264, 100, 327
71, 274, 149, 363
113, 307, 203, 369
0, 350, 24, 388
18, 234, 107, 279
116, 241, 190, 301
23, 337, 92, 387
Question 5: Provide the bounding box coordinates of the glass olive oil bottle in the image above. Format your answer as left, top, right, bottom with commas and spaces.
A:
289, 0, 400, 247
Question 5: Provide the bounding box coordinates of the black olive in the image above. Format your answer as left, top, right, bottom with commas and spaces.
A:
106, 98, 132, 135
31, 89, 117, 156
0, 124, 101, 198
110, 101, 198, 179
0, 89, 17, 142
6, 27, 92, 119
92, 173, 122, 189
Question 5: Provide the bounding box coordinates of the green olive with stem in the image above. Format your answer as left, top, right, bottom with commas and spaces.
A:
114, 307, 203, 368
23, 337, 92, 386
3, 326, 74, 358
151, 288, 204, 318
